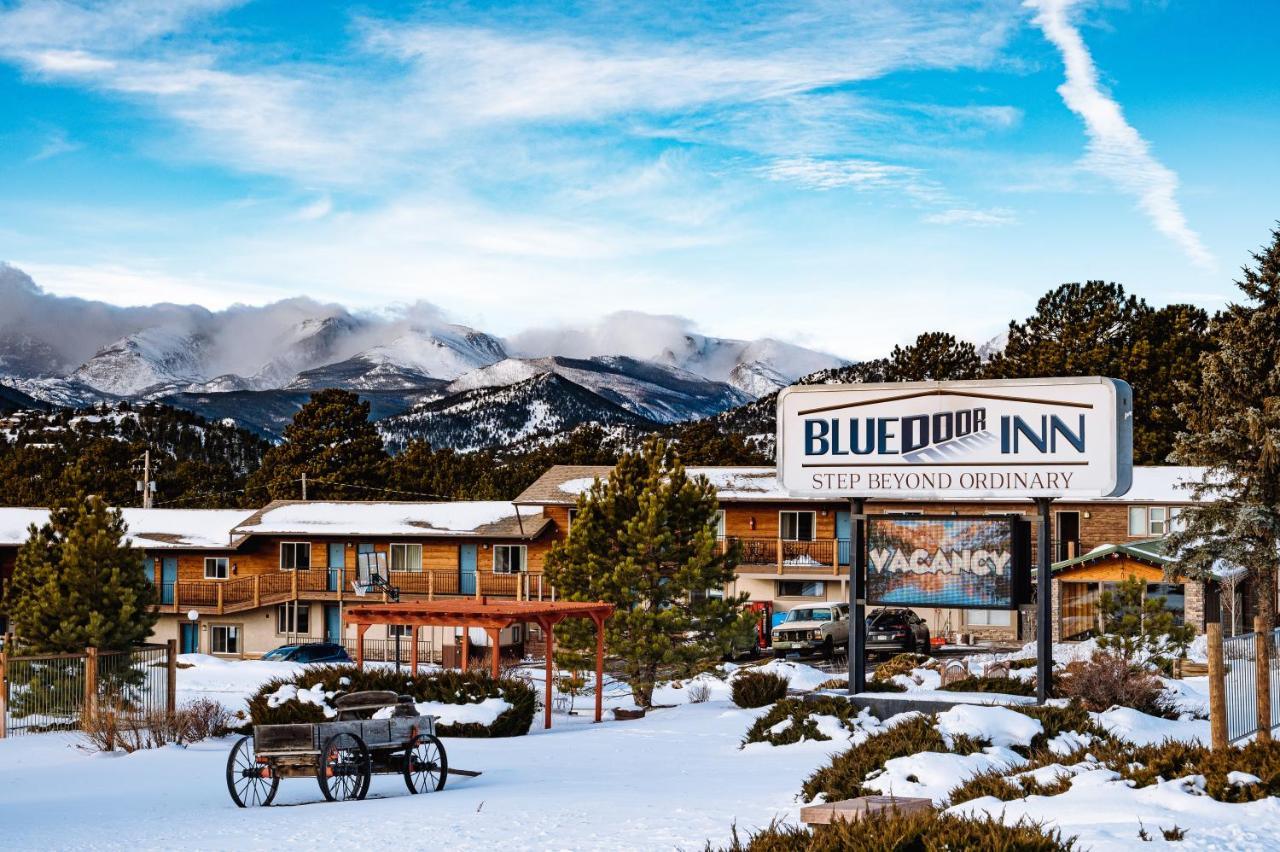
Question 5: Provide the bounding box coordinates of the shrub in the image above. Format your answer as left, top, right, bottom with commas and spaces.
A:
946, 766, 1074, 806
709, 809, 1077, 851
859, 679, 907, 694
246, 665, 537, 737
688, 682, 712, 704
743, 697, 860, 746
873, 653, 932, 683
1014, 701, 1107, 751
731, 670, 790, 708
938, 675, 1037, 697
815, 678, 848, 691
1055, 651, 1168, 715
81, 698, 234, 753
803, 715, 948, 802
1007, 658, 1039, 670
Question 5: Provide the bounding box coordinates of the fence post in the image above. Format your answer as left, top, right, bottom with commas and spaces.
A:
83, 646, 99, 725
217, 583, 224, 615
1207, 622, 1228, 751
428, 570, 434, 601
1256, 616, 1272, 743
166, 639, 178, 719
0, 636, 8, 739
253, 575, 261, 608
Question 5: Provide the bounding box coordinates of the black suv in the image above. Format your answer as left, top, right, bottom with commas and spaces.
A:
260, 642, 352, 664
865, 608, 931, 656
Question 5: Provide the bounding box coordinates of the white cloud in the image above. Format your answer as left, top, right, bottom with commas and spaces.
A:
27, 126, 78, 161
1026, 0, 1213, 268
293, 195, 333, 222
923, 207, 1017, 226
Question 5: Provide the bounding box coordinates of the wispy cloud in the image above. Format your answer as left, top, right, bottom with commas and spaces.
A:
28, 126, 78, 161
923, 207, 1018, 226
1026, 0, 1213, 267
292, 195, 333, 222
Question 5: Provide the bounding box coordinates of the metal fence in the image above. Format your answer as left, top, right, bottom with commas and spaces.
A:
1222, 628, 1280, 743
0, 642, 175, 738
339, 638, 436, 666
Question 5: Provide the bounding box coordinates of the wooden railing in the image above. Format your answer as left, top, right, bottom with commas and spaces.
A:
725, 537, 846, 574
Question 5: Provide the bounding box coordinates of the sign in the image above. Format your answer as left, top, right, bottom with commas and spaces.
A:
866, 516, 1030, 610
776, 377, 1132, 499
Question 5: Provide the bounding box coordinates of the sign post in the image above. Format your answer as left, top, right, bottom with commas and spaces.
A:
776, 378, 1133, 703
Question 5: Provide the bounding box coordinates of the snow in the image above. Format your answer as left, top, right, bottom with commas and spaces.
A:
864, 747, 1028, 804
372, 697, 511, 727
0, 507, 254, 548
1094, 706, 1211, 746
235, 501, 531, 536
854, 688, 1037, 706
935, 704, 1043, 749
1229, 771, 1262, 786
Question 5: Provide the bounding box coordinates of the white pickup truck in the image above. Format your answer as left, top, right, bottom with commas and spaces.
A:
771, 603, 850, 659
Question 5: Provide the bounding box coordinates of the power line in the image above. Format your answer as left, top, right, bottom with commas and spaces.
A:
152, 475, 474, 507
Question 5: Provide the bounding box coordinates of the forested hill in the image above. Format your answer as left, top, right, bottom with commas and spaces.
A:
0, 403, 270, 508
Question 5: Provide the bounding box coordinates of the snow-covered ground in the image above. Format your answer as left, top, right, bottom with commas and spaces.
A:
1, 654, 1274, 851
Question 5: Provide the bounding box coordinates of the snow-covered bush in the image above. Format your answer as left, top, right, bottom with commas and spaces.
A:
247, 665, 537, 737
1055, 650, 1170, 715
742, 697, 858, 746
938, 674, 1036, 697
872, 652, 934, 683
730, 670, 789, 708
687, 682, 711, 704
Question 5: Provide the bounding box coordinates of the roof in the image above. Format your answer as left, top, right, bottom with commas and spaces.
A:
232, 500, 549, 540
1052, 538, 1171, 574
0, 508, 253, 550
515, 464, 1210, 506
346, 598, 614, 628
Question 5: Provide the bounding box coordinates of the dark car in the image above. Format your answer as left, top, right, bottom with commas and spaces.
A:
261, 642, 352, 664
865, 608, 931, 656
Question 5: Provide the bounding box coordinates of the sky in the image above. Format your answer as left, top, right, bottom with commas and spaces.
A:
0, 0, 1276, 361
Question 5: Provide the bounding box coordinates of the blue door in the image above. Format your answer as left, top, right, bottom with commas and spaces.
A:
836, 511, 852, 566
324, 604, 341, 642
179, 622, 199, 654
161, 557, 178, 605
459, 545, 477, 595
327, 543, 344, 592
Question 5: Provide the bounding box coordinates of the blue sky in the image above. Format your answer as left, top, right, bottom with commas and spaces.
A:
0, 0, 1276, 360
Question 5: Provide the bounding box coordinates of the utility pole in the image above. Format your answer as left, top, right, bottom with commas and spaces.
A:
136, 450, 155, 509
301, 473, 308, 501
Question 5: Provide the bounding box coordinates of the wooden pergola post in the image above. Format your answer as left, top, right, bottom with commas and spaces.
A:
410, 626, 419, 673
543, 618, 555, 730
460, 628, 469, 671
593, 613, 606, 723
487, 627, 501, 679
355, 623, 369, 669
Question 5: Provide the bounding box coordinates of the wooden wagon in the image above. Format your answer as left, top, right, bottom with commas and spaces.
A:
226, 690, 457, 807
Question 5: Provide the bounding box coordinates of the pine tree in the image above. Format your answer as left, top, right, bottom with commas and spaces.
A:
885, 332, 981, 381
247, 389, 388, 501
1166, 227, 1280, 631
542, 438, 754, 707
4, 497, 157, 652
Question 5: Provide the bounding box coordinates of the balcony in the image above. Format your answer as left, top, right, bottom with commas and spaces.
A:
724, 537, 849, 575
149, 567, 549, 615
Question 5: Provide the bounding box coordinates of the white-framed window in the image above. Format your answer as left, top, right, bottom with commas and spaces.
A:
510, 624, 523, 643
277, 604, 310, 635
779, 511, 816, 541
1128, 507, 1171, 537
567, 508, 578, 530
211, 624, 240, 655
388, 624, 415, 638
965, 610, 1012, 627
203, 557, 229, 580
389, 543, 423, 572
715, 509, 726, 538
494, 544, 526, 574
280, 542, 311, 570
777, 580, 825, 597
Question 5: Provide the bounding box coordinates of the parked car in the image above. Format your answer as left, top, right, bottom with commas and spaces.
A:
771, 603, 850, 659
260, 642, 352, 664
865, 608, 931, 656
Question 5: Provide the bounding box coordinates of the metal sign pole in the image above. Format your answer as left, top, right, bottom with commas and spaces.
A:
849, 497, 866, 694
1035, 497, 1054, 703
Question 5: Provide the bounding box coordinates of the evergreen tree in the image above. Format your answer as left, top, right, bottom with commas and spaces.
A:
247, 389, 388, 501
1166, 227, 1280, 631
4, 497, 157, 652
885, 332, 981, 381
542, 439, 753, 707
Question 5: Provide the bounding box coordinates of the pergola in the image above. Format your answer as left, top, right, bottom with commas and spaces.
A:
345, 598, 615, 728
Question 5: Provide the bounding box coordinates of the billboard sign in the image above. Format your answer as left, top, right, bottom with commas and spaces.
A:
866, 516, 1030, 610
777, 377, 1132, 499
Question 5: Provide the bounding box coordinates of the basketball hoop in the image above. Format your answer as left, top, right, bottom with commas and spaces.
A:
351, 582, 370, 597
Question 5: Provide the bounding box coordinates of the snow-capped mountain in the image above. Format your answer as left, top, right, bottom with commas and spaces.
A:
657, 335, 847, 397
289, 326, 507, 391
70, 327, 209, 397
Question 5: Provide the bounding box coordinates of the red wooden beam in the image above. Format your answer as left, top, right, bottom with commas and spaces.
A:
410, 625, 419, 673
487, 627, 501, 680
593, 613, 606, 724
355, 622, 370, 670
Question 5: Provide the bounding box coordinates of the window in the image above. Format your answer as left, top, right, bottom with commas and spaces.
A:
277, 604, 310, 635
715, 510, 726, 538
885, 510, 925, 516
390, 543, 423, 572
388, 624, 415, 638
567, 508, 578, 530
777, 580, 825, 597
1128, 507, 1170, 537
494, 544, 526, 574
965, 610, 1012, 627
280, 542, 311, 570
779, 511, 816, 541
203, 557, 229, 580
211, 625, 240, 655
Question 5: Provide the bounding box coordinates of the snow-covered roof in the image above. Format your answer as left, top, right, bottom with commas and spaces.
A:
234, 501, 546, 539
518, 464, 1208, 505
0, 508, 254, 549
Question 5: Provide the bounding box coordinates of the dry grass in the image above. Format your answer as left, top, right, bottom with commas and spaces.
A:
81, 698, 233, 753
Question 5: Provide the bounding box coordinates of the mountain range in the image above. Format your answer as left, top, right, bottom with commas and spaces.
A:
0, 263, 848, 448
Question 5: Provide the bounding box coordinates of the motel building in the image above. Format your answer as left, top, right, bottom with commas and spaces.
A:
0, 463, 1249, 658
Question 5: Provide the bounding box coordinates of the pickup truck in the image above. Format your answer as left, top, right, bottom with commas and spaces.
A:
771, 603, 850, 659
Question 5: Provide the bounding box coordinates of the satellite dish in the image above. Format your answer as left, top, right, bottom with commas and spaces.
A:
187, 610, 200, 622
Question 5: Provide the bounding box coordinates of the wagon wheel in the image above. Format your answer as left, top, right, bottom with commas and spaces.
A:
403, 733, 448, 794
316, 732, 371, 803
226, 735, 279, 808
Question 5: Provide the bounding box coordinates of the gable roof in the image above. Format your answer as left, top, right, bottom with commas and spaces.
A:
1052, 538, 1171, 574
515, 464, 1209, 506
232, 500, 548, 540
0, 508, 254, 550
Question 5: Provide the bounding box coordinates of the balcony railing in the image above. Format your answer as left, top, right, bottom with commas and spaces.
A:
724, 537, 849, 574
